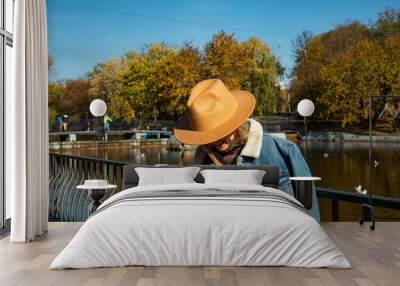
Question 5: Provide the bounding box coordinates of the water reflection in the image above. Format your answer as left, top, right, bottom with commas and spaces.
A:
70, 146, 195, 166
300, 141, 400, 199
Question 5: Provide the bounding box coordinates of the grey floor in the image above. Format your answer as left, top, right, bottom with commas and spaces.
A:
0, 222, 399, 286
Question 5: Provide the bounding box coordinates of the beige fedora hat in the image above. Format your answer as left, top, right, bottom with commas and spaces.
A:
174, 79, 255, 145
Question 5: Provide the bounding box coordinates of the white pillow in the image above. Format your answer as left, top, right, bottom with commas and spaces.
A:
200, 169, 266, 185
135, 167, 201, 186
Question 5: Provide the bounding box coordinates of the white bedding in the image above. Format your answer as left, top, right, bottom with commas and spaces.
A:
50, 183, 351, 269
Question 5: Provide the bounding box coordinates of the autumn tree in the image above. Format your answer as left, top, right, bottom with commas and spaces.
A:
50, 32, 282, 122
319, 41, 384, 126
120, 44, 176, 119
48, 79, 92, 127
319, 37, 400, 126
88, 58, 132, 120
202, 31, 249, 89
290, 22, 370, 118
203, 31, 283, 116
157, 43, 202, 118
290, 7, 400, 127
61, 79, 92, 119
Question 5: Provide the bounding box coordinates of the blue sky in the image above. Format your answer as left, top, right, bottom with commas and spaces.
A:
47, 0, 400, 82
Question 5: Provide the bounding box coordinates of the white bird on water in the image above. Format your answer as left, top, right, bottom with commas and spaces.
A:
355, 185, 367, 195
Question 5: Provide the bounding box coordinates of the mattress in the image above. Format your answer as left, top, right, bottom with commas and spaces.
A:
50, 183, 350, 269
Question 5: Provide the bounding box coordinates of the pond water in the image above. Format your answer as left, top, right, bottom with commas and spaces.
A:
62, 141, 400, 221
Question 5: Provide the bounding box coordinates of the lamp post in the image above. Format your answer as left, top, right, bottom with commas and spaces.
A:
297, 99, 315, 159
77, 99, 115, 216
90, 99, 107, 177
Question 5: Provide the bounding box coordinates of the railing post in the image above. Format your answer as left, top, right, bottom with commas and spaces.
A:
83, 159, 88, 179
332, 199, 339, 222
361, 204, 372, 222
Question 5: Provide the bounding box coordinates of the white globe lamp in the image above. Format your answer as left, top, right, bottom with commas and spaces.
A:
297, 99, 315, 160
89, 99, 107, 178
297, 99, 315, 138
90, 99, 107, 117
297, 99, 315, 117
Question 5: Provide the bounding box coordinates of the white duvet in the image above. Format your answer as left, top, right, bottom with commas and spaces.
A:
50, 183, 351, 269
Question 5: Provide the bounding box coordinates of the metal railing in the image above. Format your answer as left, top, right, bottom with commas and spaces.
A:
49, 117, 345, 134
49, 118, 176, 133
49, 152, 400, 222
49, 152, 127, 221
254, 116, 343, 133
316, 187, 400, 221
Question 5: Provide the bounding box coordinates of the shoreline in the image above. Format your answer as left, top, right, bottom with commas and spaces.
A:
49, 131, 400, 151
303, 131, 400, 143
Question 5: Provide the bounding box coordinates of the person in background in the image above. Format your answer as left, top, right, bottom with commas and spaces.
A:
83, 111, 91, 131
62, 115, 69, 131
174, 79, 320, 221
104, 114, 113, 131
55, 114, 66, 132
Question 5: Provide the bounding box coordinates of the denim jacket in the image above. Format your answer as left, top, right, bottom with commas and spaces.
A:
194, 119, 320, 221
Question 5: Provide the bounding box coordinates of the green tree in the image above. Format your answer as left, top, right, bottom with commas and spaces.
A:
48, 81, 66, 123
372, 8, 400, 40
241, 37, 283, 115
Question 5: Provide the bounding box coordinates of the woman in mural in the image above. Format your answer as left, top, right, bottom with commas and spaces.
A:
174, 79, 320, 220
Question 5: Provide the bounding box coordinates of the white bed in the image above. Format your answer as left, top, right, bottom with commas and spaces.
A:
50, 183, 351, 269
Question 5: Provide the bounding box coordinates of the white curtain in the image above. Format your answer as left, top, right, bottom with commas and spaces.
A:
7, 0, 49, 242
